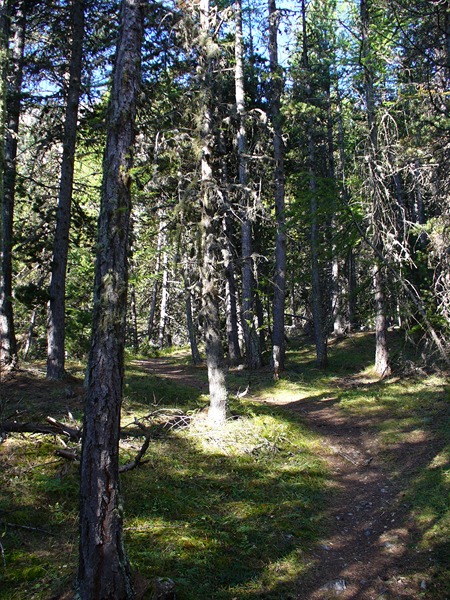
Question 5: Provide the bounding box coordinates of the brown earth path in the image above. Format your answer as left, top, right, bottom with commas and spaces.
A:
136, 358, 438, 600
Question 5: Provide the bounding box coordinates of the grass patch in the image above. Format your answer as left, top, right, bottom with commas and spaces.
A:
122, 409, 326, 599
0, 358, 327, 599
0, 332, 449, 598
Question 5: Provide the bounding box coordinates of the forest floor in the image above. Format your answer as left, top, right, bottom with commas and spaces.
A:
139, 350, 449, 600
1, 335, 449, 599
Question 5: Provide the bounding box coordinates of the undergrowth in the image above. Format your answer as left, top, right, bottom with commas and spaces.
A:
0, 332, 448, 598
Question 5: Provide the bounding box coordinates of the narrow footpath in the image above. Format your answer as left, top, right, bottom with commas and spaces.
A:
138, 358, 437, 599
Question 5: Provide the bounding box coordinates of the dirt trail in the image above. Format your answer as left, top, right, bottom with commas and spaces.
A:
136, 359, 435, 599
276, 394, 429, 599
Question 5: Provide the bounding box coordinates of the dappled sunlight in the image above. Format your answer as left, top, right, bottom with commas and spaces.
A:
2, 335, 449, 598
120, 401, 328, 599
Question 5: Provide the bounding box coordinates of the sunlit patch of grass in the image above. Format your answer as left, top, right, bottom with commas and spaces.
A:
2, 332, 449, 598
123, 364, 205, 414
121, 399, 327, 599
0, 435, 79, 600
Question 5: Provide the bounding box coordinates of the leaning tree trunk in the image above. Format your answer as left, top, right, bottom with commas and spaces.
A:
0, 2, 25, 368
77, 1, 143, 598
198, 0, 228, 423
47, 0, 84, 380
268, 0, 286, 379
235, 0, 261, 370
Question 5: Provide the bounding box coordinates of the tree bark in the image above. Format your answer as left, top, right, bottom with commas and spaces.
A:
77, 1, 143, 598
235, 0, 261, 370
268, 0, 286, 379
46, 0, 85, 380
301, 0, 327, 368
223, 215, 242, 366
360, 0, 390, 377
198, 0, 228, 423
0, 1, 25, 368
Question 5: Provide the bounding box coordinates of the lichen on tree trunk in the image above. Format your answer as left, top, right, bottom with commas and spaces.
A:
77, 1, 144, 597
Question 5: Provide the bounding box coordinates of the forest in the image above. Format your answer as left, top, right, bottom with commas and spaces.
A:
0, 0, 449, 598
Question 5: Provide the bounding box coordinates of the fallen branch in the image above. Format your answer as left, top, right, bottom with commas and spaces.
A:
55, 448, 78, 461
52, 429, 153, 474
1, 419, 81, 441
119, 430, 153, 473
45, 417, 81, 440
0, 520, 55, 536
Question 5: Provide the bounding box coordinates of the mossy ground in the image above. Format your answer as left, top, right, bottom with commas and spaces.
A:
0, 332, 448, 598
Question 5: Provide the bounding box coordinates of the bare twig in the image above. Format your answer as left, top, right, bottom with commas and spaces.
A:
0, 521, 55, 536
119, 430, 153, 473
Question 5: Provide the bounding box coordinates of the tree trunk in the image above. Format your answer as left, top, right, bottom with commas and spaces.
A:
336, 83, 357, 333
360, 0, 390, 376
0, 1, 25, 368
236, 0, 261, 370
347, 248, 358, 332
301, 0, 327, 368
184, 261, 201, 365
22, 306, 37, 361
268, 0, 286, 379
373, 264, 390, 376
77, 1, 143, 598
0, 0, 8, 367
157, 248, 169, 349
198, 0, 228, 423
130, 283, 139, 352
223, 215, 242, 365
47, 0, 85, 380
147, 215, 164, 340
308, 127, 328, 367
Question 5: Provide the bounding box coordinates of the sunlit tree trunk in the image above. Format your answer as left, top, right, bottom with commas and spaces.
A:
157, 247, 169, 348
223, 215, 242, 365
47, 0, 85, 379
236, 0, 261, 369
360, 0, 390, 377
77, 1, 143, 597
269, 0, 286, 379
198, 0, 228, 423
0, 1, 25, 368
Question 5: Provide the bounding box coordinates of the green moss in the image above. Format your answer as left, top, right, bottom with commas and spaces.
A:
1, 333, 449, 598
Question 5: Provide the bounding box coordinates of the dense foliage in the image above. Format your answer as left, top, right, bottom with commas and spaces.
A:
0, 0, 448, 376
